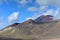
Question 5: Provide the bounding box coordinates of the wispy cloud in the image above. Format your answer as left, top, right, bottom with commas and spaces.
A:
26, 13, 39, 20
26, 17, 33, 20
18, 0, 27, 4
36, 0, 60, 15
36, 0, 48, 6
26, 0, 60, 20
27, 7, 38, 12
26, 7, 58, 20
54, 8, 60, 19
41, 9, 56, 16
17, 0, 28, 7
36, 0, 60, 7
26, 6, 48, 20
8, 12, 19, 22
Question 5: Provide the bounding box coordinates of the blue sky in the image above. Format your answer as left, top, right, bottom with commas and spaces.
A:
0, 0, 60, 29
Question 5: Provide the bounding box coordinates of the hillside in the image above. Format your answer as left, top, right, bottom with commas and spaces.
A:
0, 15, 60, 40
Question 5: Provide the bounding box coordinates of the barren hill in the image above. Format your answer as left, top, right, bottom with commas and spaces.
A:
0, 15, 60, 40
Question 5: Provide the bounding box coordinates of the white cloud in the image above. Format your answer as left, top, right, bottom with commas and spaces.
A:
54, 9, 60, 20
48, 0, 60, 8
26, 13, 39, 20
39, 6, 48, 11
26, 17, 33, 20
36, 0, 60, 10
36, 0, 48, 6
36, 0, 60, 14
17, 0, 28, 6
27, 9, 58, 20
41, 9, 55, 16
27, 6, 49, 20
8, 12, 19, 22
26, 0, 60, 20
38, 6, 48, 13
36, 0, 60, 7
54, 9, 59, 16
27, 7, 38, 12
19, 0, 27, 4
33, 0, 60, 20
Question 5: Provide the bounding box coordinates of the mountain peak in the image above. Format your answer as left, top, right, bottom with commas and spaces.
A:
25, 19, 38, 24
26, 19, 34, 23
35, 15, 53, 23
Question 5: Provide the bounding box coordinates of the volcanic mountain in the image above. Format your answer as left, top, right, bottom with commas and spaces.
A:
0, 15, 60, 40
